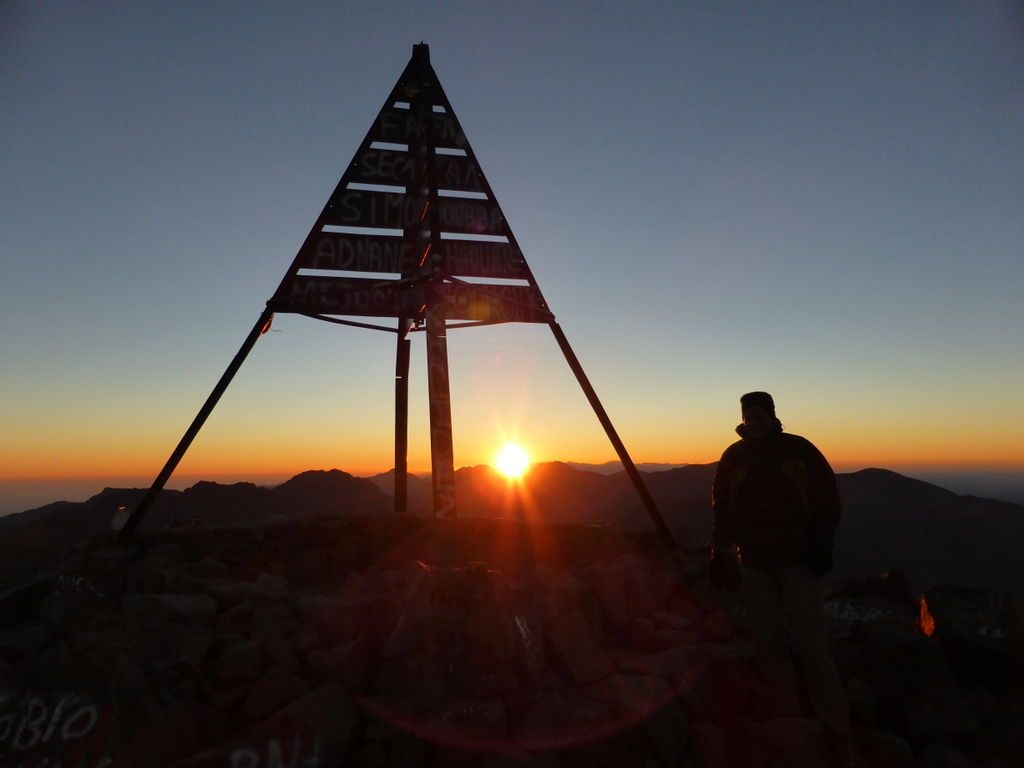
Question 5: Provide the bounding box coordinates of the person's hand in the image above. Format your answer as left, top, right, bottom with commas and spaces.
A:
709, 547, 736, 589
810, 527, 835, 577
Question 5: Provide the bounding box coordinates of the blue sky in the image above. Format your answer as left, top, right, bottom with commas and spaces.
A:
2, 1, 1023, 512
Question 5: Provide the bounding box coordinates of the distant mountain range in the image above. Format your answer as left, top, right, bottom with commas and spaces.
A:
3, 463, 1022, 598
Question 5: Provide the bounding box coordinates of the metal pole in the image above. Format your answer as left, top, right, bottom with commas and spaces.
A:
548, 322, 675, 546
115, 307, 274, 541
394, 320, 411, 515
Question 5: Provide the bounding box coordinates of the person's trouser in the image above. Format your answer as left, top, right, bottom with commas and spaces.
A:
741, 564, 851, 737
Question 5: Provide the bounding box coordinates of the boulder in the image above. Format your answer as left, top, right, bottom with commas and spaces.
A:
114, 698, 200, 765
691, 719, 730, 768
301, 593, 393, 647
822, 596, 918, 640
135, 624, 214, 669
382, 561, 542, 695
682, 644, 779, 722
518, 691, 581, 744
190, 557, 230, 579
479, 751, 560, 768
240, 666, 312, 721
529, 565, 590, 628
616, 645, 706, 688
372, 649, 446, 704
919, 742, 980, 768
210, 640, 264, 682
583, 552, 673, 629
253, 625, 299, 673
859, 729, 916, 768
307, 635, 371, 692
0, 579, 52, 625
583, 673, 672, 718
0, 623, 55, 660
546, 610, 611, 683
150, 593, 218, 625
761, 718, 830, 768
665, 588, 708, 624
638, 699, 689, 767
252, 683, 357, 766
651, 610, 693, 632
852, 618, 959, 734
920, 585, 1017, 685
625, 618, 660, 653
845, 675, 877, 728
731, 718, 829, 768
905, 696, 980, 751
424, 698, 507, 744
824, 570, 914, 605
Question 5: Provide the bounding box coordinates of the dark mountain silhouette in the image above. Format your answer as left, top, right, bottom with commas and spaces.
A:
565, 460, 687, 475
273, 469, 387, 516
2, 462, 1022, 597
366, 469, 431, 509
0, 472, 389, 587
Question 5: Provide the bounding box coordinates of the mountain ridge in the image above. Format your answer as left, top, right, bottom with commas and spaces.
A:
2, 462, 1022, 599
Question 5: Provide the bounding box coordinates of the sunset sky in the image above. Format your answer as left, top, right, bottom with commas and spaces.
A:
2, 2, 1023, 512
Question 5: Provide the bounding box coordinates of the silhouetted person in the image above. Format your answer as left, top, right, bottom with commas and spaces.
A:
711, 391, 856, 768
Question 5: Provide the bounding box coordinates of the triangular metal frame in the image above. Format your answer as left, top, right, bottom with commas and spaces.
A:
116, 44, 674, 545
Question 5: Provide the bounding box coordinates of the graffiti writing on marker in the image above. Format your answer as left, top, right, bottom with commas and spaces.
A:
376, 110, 467, 148
306, 234, 417, 273
228, 735, 321, 768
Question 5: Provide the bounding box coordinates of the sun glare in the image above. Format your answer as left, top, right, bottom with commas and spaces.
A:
495, 442, 530, 480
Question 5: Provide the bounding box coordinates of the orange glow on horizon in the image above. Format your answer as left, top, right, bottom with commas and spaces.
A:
2, 416, 1022, 482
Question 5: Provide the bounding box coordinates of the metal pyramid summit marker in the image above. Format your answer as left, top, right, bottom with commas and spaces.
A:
116, 44, 673, 545
270, 43, 550, 326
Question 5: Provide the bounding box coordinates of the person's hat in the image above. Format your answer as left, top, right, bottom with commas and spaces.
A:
740, 391, 776, 416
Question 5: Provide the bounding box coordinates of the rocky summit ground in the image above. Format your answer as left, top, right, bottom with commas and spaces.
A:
1, 514, 1022, 768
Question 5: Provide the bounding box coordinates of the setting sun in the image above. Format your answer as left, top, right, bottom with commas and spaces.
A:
494, 443, 530, 480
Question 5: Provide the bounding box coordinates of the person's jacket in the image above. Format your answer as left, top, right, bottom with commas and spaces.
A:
711, 425, 841, 572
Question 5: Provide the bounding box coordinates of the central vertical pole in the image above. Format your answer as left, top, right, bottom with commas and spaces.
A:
425, 302, 457, 519
394, 319, 411, 514
412, 42, 457, 521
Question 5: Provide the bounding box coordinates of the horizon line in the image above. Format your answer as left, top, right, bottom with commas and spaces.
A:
5, 459, 1024, 485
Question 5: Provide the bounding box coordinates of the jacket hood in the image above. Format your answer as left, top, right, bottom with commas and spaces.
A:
735, 421, 784, 439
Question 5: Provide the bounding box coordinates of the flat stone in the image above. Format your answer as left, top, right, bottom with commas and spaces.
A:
306, 636, 370, 691
240, 665, 312, 720
760, 718, 830, 768
259, 683, 357, 766
546, 610, 611, 683
862, 730, 915, 768
906, 696, 980, 750
254, 625, 299, 672
190, 557, 230, 579
919, 742, 980, 768
151, 593, 218, 624
584, 673, 672, 717
210, 640, 263, 681
652, 610, 693, 631
691, 720, 730, 768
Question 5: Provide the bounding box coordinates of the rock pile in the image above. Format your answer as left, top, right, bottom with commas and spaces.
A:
1, 514, 1022, 767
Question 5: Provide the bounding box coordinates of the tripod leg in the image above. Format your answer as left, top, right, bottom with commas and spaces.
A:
548, 322, 675, 546
115, 307, 274, 541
